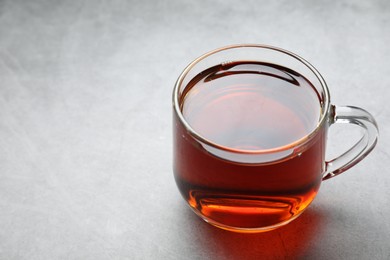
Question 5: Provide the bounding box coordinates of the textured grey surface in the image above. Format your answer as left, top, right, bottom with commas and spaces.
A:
0, 0, 389, 259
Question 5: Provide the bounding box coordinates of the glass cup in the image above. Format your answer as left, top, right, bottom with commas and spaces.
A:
172, 44, 379, 233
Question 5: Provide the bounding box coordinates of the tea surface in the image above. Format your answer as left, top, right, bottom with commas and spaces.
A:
181, 61, 321, 150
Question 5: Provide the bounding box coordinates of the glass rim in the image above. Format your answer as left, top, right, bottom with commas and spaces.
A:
173, 44, 331, 155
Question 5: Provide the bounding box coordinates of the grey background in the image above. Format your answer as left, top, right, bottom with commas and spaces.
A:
0, 0, 389, 259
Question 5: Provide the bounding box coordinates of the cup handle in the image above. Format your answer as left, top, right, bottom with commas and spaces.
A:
323, 105, 379, 181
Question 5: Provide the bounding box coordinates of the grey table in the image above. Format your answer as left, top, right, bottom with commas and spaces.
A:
1, 0, 389, 259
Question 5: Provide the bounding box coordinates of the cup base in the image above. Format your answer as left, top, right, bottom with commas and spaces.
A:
189, 205, 305, 233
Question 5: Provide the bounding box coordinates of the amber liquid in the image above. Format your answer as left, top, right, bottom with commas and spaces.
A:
174, 61, 326, 231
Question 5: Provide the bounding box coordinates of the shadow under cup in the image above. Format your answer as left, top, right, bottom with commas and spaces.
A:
172, 44, 378, 233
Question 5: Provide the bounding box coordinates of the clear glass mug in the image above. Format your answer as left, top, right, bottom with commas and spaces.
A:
172, 44, 379, 233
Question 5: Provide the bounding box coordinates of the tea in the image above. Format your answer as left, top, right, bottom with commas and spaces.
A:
174, 61, 326, 231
